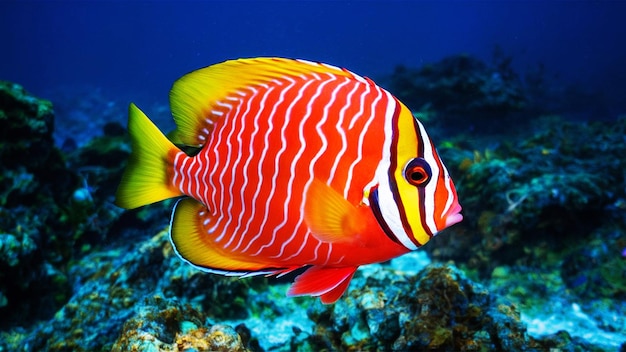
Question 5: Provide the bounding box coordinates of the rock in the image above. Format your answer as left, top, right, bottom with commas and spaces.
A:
112, 297, 249, 352
0, 81, 78, 327
385, 54, 527, 133
304, 264, 600, 351
1, 229, 258, 351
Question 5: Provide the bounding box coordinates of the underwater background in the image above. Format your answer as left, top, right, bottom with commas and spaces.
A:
1, 1, 625, 351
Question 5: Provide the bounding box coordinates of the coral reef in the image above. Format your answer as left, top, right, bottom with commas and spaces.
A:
302, 264, 603, 351
424, 115, 626, 350
385, 53, 527, 133
112, 296, 249, 352
428, 115, 626, 280
0, 81, 79, 327
0, 82, 166, 333
1, 228, 260, 351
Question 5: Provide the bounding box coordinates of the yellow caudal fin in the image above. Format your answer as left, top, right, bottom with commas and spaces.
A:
115, 103, 183, 209
169, 57, 358, 147
303, 179, 367, 244
169, 198, 276, 274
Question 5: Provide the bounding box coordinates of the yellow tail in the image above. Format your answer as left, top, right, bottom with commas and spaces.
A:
115, 103, 183, 209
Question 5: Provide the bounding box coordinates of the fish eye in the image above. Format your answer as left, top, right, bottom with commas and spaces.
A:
404, 158, 432, 186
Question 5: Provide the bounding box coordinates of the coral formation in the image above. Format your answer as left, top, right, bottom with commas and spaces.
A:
112, 296, 249, 352
1, 228, 259, 351
385, 53, 527, 133
0, 81, 78, 327
427, 115, 626, 280
303, 264, 603, 351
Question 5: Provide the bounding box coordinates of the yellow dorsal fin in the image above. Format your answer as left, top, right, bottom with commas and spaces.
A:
169, 57, 357, 146
304, 179, 367, 244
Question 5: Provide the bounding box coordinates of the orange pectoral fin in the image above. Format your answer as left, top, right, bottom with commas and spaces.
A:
286, 266, 358, 304
304, 179, 366, 244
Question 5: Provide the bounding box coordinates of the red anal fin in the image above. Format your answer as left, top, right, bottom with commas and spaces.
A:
287, 266, 358, 304
319, 270, 356, 304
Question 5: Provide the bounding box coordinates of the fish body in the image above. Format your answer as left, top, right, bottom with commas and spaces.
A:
115, 58, 462, 303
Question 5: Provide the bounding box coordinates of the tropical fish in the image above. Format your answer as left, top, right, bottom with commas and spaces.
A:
115, 57, 462, 304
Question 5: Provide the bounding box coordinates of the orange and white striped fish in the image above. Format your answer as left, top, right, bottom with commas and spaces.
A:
115, 57, 462, 304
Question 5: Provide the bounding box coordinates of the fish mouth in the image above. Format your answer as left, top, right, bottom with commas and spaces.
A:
444, 201, 463, 228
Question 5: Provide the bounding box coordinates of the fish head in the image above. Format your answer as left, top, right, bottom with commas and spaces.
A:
368, 106, 462, 250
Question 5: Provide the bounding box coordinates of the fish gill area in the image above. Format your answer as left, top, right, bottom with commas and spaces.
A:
0, 54, 625, 351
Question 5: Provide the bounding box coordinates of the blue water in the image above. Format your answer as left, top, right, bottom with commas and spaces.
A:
2, 1, 626, 121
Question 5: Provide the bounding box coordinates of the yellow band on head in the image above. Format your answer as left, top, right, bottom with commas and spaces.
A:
392, 106, 431, 246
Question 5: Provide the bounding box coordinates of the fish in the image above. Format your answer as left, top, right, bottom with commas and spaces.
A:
115, 57, 463, 304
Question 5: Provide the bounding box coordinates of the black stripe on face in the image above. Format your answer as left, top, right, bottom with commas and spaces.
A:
418, 182, 431, 239
414, 117, 425, 158
368, 187, 401, 245
388, 105, 422, 248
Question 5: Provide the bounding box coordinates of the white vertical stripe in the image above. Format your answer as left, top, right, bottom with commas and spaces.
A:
257, 75, 322, 258
327, 78, 358, 194
281, 234, 310, 261
224, 87, 257, 249
172, 152, 185, 191
183, 156, 195, 196
347, 79, 370, 130
233, 85, 275, 252
330, 255, 345, 265
207, 101, 238, 234
347, 82, 376, 198
415, 120, 439, 235
207, 101, 234, 215
201, 149, 211, 211
193, 155, 203, 201
274, 73, 340, 259
242, 76, 298, 254
323, 243, 333, 265
369, 90, 419, 251
311, 240, 323, 262
214, 96, 244, 242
